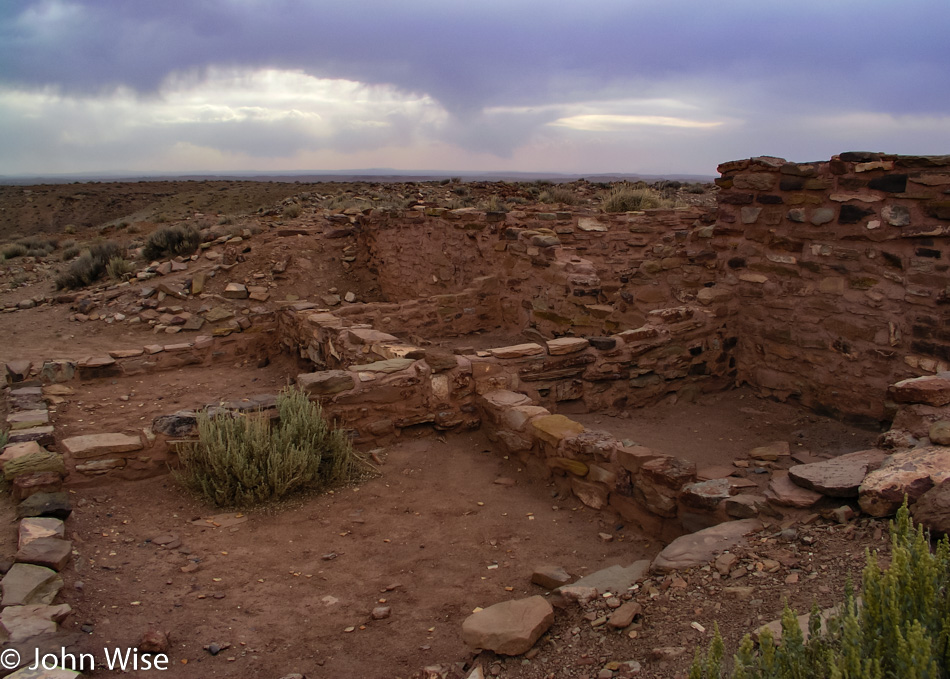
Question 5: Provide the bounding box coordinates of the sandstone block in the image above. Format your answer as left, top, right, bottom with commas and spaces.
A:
348, 358, 414, 373
766, 472, 822, 508
3, 452, 66, 481
60, 433, 143, 459
11, 472, 64, 502
570, 561, 650, 594
545, 337, 589, 355
0, 603, 71, 644
680, 478, 733, 510
788, 449, 887, 497
17, 493, 72, 520
531, 565, 572, 590
531, 415, 584, 447
489, 343, 544, 359
571, 477, 609, 509
297, 370, 356, 395
1, 564, 63, 606
461, 596, 554, 655
748, 441, 790, 461
19, 518, 65, 550
889, 374, 950, 406
223, 282, 249, 299
16, 538, 72, 572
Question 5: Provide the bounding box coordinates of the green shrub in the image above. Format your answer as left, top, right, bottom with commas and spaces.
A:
142, 225, 200, 261
0, 430, 7, 449
176, 387, 361, 508
283, 203, 301, 218
60, 246, 80, 261
690, 502, 950, 678
106, 256, 133, 280
55, 242, 123, 289
481, 195, 508, 213
602, 186, 672, 212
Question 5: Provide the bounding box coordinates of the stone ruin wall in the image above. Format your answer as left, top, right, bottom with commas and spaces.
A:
4, 152, 950, 537
715, 152, 950, 422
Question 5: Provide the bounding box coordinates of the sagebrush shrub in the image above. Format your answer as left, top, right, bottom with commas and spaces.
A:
538, 186, 578, 205
55, 242, 123, 289
690, 502, 950, 678
602, 186, 671, 213
142, 225, 200, 261
176, 387, 361, 507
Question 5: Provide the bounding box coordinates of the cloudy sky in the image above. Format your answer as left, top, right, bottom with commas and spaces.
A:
2, 0, 949, 177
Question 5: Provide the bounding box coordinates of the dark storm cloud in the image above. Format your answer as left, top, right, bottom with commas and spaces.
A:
3, 0, 949, 117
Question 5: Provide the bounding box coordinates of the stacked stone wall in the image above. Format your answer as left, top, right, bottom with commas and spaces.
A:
715, 153, 950, 421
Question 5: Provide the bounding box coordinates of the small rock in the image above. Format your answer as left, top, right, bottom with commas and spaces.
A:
372, 606, 391, 620
607, 601, 642, 629
139, 626, 170, 653
461, 596, 554, 655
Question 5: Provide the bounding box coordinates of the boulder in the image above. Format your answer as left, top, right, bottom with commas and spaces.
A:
724, 494, 769, 519
461, 596, 554, 655
859, 446, 950, 517
652, 519, 763, 573
788, 449, 887, 498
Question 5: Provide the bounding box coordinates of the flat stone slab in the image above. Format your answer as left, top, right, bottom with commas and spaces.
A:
546, 338, 590, 355
788, 449, 887, 498
577, 217, 608, 232
0, 441, 43, 468
8, 426, 55, 446
461, 596, 554, 655
748, 440, 790, 460
60, 433, 143, 459
531, 415, 585, 446
860, 446, 950, 517
0, 603, 72, 644
7, 410, 49, 429
766, 471, 823, 508
348, 358, 415, 374
17, 492, 72, 520
19, 518, 65, 549
346, 328, 399, 344
569, 561, 650, 594
489, 343, 544, 359
479, 390, 534, 410
531, 565, 573, 590
297, 370, 356, 395
16, 538, 72, 571
680, 478, 734, 510
889, 374, 950, 406
652, 519, 763, 574
1, 563, 63, 606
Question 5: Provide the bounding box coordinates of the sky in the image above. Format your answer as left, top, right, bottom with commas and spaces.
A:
1, 0, 949, 178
